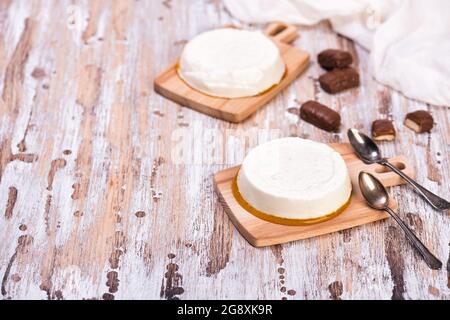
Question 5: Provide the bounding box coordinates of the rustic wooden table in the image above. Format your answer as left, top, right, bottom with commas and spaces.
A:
0, 0, 448, 300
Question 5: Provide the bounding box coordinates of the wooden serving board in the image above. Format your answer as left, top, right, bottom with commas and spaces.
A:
213, 143, 415, 247
154, 22, 310, 123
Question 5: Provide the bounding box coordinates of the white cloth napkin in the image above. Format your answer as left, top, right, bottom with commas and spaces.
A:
223, 0, 450, 107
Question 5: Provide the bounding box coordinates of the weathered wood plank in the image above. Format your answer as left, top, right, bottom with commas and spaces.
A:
0, 0, 448, 300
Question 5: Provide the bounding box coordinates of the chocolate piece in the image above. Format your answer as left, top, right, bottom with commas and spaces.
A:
300, 100, 341, 132
319, 67, 360, 94
371, 119, 396, 141
404, 110, 434, 133
318, 49, 353, 70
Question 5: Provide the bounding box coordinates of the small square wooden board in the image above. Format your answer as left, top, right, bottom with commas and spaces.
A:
154, 22, 310, 123
213, 143, 414, 247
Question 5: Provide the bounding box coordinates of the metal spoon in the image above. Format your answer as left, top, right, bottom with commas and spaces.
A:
358, 171, 442, 270
348, 128, 450, 211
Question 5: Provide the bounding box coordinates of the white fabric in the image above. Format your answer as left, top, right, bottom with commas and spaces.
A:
223, 0, 450, 106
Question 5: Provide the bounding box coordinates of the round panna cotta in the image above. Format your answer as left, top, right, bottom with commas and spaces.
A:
178, 28, 285, 98
236, 137, 352, 224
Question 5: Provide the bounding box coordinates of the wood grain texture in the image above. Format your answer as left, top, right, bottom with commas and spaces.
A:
213, 144, 414, 247
0, 0, 448, 300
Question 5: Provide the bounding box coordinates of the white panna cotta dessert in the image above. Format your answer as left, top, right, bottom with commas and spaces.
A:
178, 28, 285, 98
236, 137, 352, 224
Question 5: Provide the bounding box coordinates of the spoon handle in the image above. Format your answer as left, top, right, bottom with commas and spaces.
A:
385, 207, 442, 270
382, 160, 450, 211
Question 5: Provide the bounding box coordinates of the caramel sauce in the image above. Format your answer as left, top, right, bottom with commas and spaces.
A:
232, 174, 351, 226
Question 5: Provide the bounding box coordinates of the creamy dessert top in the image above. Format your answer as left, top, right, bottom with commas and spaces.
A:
237, 137, 352, 220
178, 28, 285, 98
